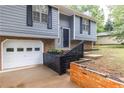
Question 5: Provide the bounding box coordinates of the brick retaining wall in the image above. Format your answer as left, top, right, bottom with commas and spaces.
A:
70, 63, 124, 88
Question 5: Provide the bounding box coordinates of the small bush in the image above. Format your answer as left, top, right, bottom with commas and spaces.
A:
47, 49, 64, 55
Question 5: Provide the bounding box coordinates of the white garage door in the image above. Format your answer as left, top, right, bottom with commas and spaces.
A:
2, 39, 43, 69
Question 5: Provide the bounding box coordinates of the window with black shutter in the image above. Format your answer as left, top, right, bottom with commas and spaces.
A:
32, 5, 48, 23
81, 18, 90, 34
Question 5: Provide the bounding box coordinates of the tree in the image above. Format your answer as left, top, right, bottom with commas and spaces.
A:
111, 5, 124, 28
104, 18, 113, 31
111, 5, 124, 43
68, 5, 105, 32
112, 24, 124, 43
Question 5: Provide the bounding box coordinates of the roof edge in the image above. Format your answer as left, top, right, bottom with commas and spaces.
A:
52, 5, 96, 22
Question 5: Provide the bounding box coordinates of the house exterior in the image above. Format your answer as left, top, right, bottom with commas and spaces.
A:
0, 5, 96, 70
97, 32, 121, 45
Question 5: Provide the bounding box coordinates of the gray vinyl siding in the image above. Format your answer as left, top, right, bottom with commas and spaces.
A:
58, 14, 70, 48
74, 15, 97, 41
0, 5, 59, 39
90, 21, 97, 40
60, 14, 70, 28
74, 16, 80, 38
59, 14, 73, 39
0, 8, 1, 31
57, 14, 74, 48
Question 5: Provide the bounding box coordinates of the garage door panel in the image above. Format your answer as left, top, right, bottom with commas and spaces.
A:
2, 40, 43, 69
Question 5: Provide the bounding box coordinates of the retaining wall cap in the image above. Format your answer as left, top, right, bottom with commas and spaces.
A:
107, 77, 124, 86
81, 65, 87, 68
85, 68, 108, 77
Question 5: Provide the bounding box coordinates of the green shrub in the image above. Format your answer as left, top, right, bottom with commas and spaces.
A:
47, 49, 64, 54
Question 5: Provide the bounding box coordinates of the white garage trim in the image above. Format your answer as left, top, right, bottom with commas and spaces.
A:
1, 39, 44, 70
1, 39, 8, 70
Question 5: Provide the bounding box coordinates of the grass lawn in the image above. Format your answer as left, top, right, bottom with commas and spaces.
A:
84, 45, 124, 79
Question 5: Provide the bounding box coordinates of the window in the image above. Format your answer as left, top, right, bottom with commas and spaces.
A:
32, 5, 48, 23
42, 13, 47, 22
27, 48, 32, 51
33, 11, 40, 22
35, 48, 40, 51
82, 19, 89, 32
17, 48, 24, 52
6, 48, 14, 52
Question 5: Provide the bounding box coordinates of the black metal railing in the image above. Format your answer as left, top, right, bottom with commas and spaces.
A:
61, 41, 84, 69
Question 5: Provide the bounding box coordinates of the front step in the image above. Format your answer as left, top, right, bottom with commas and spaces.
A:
80, 58, 92, 62
84, 54, 103, 59
84, 52, 90, 54
70, 58, 92, 64
66, 69, 70, 74
72, 58, 91, 63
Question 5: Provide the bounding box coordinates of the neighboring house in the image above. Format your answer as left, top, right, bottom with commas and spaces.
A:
0, 5, 96, 70
97, 32, 121, 45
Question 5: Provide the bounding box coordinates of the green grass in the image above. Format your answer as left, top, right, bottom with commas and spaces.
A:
92, 45, 124, 77
101, 44, 124, 48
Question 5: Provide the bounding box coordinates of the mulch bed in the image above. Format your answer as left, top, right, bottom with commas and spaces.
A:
81, 57, 124, 83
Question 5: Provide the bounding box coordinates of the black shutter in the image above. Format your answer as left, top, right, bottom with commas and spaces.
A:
88, 20, 91, 35
80, 17, 83, 34
47, 6, 52, 29
26, 5, 33, 26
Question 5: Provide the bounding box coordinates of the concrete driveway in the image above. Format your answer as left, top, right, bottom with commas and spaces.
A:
0, 65, 78, 88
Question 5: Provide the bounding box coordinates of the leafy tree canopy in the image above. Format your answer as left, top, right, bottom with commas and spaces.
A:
111, 5, 124, 28
111, 5, 124, 43
112, 24, 124, 43
104, 18, 113, 31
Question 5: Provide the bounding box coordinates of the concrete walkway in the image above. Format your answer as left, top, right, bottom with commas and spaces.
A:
0, 65, 78, 88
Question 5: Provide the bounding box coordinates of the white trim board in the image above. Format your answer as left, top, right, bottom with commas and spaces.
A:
61, 27, 71, 49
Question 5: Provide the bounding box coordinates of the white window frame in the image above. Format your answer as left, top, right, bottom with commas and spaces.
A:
32, 5, 48, 23
82, 18, 89, 32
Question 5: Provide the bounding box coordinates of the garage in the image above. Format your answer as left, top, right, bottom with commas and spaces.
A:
2, 39, 43, 70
